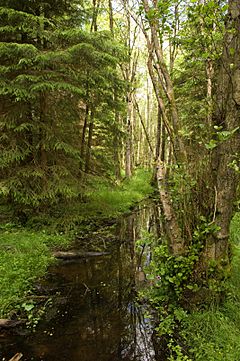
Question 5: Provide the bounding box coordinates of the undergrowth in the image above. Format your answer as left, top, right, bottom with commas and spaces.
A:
142, 213, 240, 361
28, 168, 153, 232
179, 212, 240, 361
86, 169, 153, 215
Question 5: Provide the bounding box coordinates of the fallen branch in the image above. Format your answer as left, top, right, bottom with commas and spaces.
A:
53, 250, 110, 260
0, 319, 25, 329
25, 295, 49, 301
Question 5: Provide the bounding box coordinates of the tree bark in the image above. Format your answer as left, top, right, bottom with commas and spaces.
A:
125, 97, 133, 178
142, 0, 187, 164
91, 0, 101, 32
133, 96, 154, 155
109, 0, 114, 33
156, 161, 185, 255
204, 0, 240, 262
80, 104, 89, 171
85, 111, 94, 173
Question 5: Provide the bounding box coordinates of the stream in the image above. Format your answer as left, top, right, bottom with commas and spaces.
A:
0, 201, 162, 361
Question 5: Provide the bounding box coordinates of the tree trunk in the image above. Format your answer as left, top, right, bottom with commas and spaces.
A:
85, 111, 94, 173
204, 0, 240, 263
142, 0, 187, 164
109, 0, 114, 33
156, 161, 185, 255
125, 97, 132, 178
91, 0, 101, 32
80, 104, 89, 171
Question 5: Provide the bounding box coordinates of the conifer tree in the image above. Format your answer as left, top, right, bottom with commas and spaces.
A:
0, 0, 125, 218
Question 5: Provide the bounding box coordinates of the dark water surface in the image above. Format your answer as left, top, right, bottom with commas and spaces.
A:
1, 201, 161, 361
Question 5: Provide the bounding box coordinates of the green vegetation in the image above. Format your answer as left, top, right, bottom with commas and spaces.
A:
0, 227, 68, 318
0, 169, 153, 318
144, 213, 240, 361
0, 0, 240, 359
0, 0, 126, 217
24, 168, 153, 231
179, 213, 240, 361
74, 169, 153, 218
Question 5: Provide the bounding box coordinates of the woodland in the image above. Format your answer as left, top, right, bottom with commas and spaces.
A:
0, 0, 240, 360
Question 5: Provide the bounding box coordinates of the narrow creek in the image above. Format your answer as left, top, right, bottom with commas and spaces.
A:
1, 201, 162, 361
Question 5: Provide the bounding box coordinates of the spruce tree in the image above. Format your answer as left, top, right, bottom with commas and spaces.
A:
0, 1, 125, 219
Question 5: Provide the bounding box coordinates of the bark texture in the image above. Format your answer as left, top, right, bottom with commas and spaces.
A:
205, 0, 240, 261
157, 161, 185, 255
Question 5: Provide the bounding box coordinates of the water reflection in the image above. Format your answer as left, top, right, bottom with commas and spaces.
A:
0, 201, 161, 361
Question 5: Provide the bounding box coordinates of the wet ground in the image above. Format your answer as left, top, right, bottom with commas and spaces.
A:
0, 201, 161, 361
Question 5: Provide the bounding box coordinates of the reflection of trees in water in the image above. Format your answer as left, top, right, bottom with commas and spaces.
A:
73, 202, 160, 360
2, 202, 161, 361
118, 303, 156, 361
113, 201, 161, 360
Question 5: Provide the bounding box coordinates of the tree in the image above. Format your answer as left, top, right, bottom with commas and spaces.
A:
135, 0, 240, 293
208, 0, 240, 261
0, 0, 126, 218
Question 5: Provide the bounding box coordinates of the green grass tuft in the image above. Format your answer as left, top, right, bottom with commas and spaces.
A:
44, 169, 153, 231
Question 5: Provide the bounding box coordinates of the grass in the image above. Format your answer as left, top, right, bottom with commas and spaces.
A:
0, 226, 69, 317
181, 212, 240, 361
85, 169, 153, 216
35, 168, 154, 232
0, 169, 153, 317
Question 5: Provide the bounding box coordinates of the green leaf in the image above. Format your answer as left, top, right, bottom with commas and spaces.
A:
22, 302, 35, 312
205, 139, 217, 150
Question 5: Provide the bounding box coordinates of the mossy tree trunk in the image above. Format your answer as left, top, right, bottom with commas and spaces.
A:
204, 0, 240, 263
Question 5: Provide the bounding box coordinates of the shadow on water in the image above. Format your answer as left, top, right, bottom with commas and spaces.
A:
0, 201, 163, 361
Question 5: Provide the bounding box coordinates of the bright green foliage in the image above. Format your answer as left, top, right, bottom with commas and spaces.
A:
0, 224, 69, 317
167, 0, 229, 240
174, 1, 224, 143
174, 0, 226, 143
86, 168, 153, 216
0, 1, 126, 217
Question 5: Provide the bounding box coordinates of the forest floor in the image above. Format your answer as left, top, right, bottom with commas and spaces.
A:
0, 169, 153, 319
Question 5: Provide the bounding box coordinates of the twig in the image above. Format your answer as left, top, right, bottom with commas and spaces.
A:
82, 283, 90, 295
9, 353, 23, 361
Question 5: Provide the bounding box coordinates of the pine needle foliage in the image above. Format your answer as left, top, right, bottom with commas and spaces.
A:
0, 1, 126, 219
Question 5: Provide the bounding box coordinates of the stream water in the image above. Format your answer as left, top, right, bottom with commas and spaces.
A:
0, 201, 162, 361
